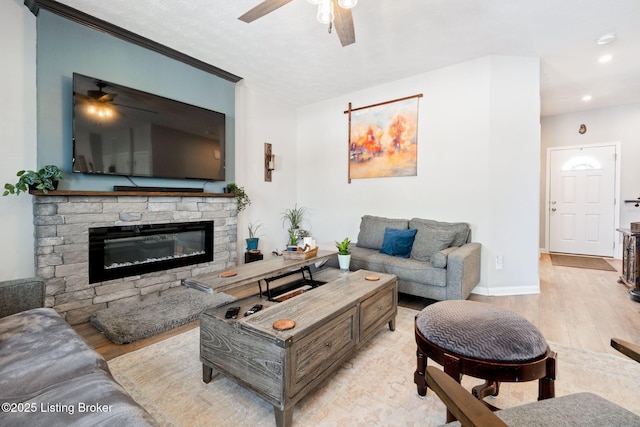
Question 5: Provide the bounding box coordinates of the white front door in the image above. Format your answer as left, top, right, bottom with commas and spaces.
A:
548, 145, 617, 256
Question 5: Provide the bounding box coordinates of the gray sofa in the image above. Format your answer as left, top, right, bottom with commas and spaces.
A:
0, 279, 157, 426
330, 215, 481, 300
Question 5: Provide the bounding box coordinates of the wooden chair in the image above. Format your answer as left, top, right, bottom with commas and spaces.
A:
425, 338, 640, 427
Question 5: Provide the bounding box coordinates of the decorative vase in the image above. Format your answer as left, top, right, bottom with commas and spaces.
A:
246, 238, 259, 251
338, 254, 351, 271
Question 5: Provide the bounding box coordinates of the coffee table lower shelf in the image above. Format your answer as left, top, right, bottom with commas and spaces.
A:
199, 269, 397, 427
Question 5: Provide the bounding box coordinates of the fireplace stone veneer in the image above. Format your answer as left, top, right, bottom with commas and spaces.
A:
33, 192, 237, 325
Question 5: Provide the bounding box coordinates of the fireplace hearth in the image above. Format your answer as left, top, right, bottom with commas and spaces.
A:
89, 221, 214, 283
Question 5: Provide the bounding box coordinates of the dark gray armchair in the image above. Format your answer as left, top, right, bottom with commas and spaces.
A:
426, 338, 640, 427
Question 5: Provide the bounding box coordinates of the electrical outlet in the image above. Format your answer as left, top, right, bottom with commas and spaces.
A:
496, 255, 504, 270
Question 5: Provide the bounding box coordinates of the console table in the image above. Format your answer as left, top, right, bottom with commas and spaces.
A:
199, 269, 398, 427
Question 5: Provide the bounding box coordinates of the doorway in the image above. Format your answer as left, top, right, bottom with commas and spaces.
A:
546, 143, 619, 257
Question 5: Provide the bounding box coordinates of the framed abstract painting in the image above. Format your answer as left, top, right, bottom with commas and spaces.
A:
346, 94, 421, 182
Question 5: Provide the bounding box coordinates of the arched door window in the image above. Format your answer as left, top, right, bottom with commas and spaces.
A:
561, 155, 601, 171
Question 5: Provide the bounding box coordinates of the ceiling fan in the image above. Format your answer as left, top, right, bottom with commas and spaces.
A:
75, 80, 156, 116
238, 0, 357, 47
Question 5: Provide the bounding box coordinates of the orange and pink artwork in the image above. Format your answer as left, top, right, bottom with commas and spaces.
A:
348, 97, 419, 180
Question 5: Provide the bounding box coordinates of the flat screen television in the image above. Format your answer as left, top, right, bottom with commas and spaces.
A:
72, 73, 226, 181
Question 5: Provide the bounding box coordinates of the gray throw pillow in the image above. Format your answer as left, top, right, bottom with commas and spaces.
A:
409, 218, 470, 247
430, 246, 459, 268
410, 228, 457, 262
356, 215, 409, 250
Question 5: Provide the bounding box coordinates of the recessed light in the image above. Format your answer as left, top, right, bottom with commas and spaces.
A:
597, 33, 616, 45
582, 95, 593, 102
598, 54, 613, 63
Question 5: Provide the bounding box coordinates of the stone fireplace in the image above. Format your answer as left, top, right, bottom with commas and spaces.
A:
33, 191, 237, 324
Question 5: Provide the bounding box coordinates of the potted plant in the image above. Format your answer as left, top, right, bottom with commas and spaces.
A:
3, 165, 63, 196
225, 183, 251, 213
281, 204, 309, 242
246, 222, 262, 252
286, 229, 299, 251
336, 237, 351, 271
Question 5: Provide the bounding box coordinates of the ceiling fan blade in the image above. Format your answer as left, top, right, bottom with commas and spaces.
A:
98, 93, 116, 102
238, 0, 293, 23
332, 0, 355, 46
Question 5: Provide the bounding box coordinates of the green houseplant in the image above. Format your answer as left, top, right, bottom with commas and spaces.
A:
225, 183, 251, 213
281, 204, 309, 244
246, 222, 262, 251
335, 237, 352, 271
3, 165, 63, 196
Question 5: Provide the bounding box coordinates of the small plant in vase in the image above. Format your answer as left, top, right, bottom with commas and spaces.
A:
3, 165, 63, 196
287, 229, 298, 251
246, 222, 262, 252
281, 204, 309, 242
336, 237, 351, 271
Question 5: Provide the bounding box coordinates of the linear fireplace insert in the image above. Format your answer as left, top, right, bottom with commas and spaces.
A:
89, 221, 213, 283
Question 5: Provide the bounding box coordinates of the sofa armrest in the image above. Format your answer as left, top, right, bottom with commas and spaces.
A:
445, 242, 481, 300
0, 278, 45, 319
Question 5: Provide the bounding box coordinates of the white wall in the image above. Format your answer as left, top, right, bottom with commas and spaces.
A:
0, 1, 37, 280
540, 104, 640, 253
291, 56, 541, 295
234, 82, 299, 258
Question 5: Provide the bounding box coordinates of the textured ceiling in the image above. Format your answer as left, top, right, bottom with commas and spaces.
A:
50, 0, 640, 116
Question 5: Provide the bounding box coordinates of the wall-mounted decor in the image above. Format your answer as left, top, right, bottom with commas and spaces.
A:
265, 143, 275, 182
345, 94, 422, 183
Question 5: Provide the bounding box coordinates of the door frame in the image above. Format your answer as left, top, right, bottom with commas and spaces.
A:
544, 141, 621, 258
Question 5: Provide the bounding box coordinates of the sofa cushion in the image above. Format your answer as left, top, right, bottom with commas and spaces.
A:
0, 308, 108, 400
349, 246, 447, 287
356, 215, 409, 250
409, 218, 470, 248
380, 227, 418, 258
410, 228, 457, 262
430, 246, 459, 268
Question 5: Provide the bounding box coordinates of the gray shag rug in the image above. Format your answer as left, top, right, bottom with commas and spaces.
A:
91, 287, 236, 344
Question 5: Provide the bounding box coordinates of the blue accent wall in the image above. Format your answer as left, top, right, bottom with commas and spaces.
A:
36, 10, 236, 192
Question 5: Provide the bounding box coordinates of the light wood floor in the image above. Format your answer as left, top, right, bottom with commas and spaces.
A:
74, 253, 640, 361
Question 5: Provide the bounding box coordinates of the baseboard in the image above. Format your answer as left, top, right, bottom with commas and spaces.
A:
471, 284, 540, 297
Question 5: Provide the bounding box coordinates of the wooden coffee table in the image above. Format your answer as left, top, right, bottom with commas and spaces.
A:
200, 269, 398, 427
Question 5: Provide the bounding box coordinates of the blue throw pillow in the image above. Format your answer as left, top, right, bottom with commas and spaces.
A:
379, 227, 418, 258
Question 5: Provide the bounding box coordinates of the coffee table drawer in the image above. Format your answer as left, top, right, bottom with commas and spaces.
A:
360, 282, 396, 340
290, 306, 357, 395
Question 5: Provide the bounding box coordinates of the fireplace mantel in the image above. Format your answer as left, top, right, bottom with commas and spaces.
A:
30, 190, 234, 198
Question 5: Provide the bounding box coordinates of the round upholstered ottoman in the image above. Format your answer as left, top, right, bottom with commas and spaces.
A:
413, 300, 556, 422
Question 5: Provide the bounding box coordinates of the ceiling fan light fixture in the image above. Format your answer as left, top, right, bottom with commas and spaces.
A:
338, 0, 358, 8
596, 33, 616, 45
316, 0, 334, 24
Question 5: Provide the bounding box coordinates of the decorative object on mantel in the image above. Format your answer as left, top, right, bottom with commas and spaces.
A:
344, 94, 422, 183
265, 142, 275, 182
225, 183, 251, 213
3, 165, 63, 196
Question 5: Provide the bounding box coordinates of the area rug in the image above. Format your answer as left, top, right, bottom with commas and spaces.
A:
91, 287, 236, 344
108, 307, 640, 427
549, 254, 617, 271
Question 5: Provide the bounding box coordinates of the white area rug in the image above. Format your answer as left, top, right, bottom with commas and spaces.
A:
108, 307, 640, 426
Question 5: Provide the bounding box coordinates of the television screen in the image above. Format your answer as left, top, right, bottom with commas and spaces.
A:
72, 73, 225, 181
